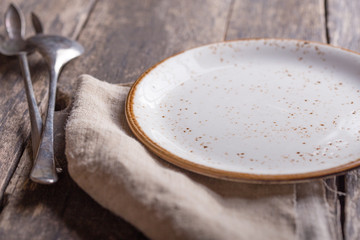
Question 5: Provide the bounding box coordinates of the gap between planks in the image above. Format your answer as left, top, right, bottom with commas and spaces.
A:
324, 0, 346, 237
0, 0, 98, 211
74, 0, 99, 41
223, 0, 235, 41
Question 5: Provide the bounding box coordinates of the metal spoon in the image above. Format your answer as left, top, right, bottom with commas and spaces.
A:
0, 4, 43, 160
29, 12, 64, 179
27, 34, 84, 184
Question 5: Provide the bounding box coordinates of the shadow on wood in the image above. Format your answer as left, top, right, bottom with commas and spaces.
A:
0, 108, 147, 239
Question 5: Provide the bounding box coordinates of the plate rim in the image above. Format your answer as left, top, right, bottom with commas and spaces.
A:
125, 38, 360, 182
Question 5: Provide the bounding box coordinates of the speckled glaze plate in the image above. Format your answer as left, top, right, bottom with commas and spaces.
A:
126, 39, 360, 182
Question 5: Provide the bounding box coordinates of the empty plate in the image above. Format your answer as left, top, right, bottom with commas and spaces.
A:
126, 39, 360, 182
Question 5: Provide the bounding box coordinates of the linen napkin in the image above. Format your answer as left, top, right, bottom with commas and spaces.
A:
65, 75, 335, 240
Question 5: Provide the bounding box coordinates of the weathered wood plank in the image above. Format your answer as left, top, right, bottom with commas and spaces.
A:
227, 0, 341, 239
1, 0, 349, 239
327, 1, 360, 239
0, 109, 146, 239
343, 171, 360, 240
226, 0, 326, 41
0, 0, 96, 203
0, 0, 233, 239
0, 0, 95, 39
327, 0, 360, 52
59, 0, 232, 94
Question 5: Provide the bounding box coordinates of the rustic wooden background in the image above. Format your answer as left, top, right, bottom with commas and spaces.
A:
0, 0, 359, 239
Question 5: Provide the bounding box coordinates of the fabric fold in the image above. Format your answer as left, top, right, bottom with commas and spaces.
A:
65, 74, 332, 240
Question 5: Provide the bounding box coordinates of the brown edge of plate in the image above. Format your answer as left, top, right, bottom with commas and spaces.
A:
125, 38, 360, 183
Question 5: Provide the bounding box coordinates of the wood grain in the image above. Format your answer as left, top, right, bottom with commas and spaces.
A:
227, 0, 341, 239
0, 0, 233, 239
226, 0, 326, 41
327, 0, 360, 52
327, 1, 360, 239
0, 109, 145, 239
0, 0, 355, 239
0, 0, 96, 203
0, 0, 95, 38
59, 0, 232, 96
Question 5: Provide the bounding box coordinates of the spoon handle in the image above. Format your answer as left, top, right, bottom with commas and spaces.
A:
18, 53, 42, 159
30, 68, 58, 184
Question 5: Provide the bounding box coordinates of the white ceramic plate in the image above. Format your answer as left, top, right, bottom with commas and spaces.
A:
126, 39, 360, 182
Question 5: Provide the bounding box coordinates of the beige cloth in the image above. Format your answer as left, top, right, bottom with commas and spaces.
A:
65, 75, 337, 240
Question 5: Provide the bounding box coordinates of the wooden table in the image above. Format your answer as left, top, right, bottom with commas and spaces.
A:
0, 0, 359, 239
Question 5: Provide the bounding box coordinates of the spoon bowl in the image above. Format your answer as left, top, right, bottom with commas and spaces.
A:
28, 34, 84, 70
0, 11, 43, 56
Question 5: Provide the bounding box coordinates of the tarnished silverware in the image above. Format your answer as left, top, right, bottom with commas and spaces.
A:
0, 4, 43, 160
27, 34, 84, 184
